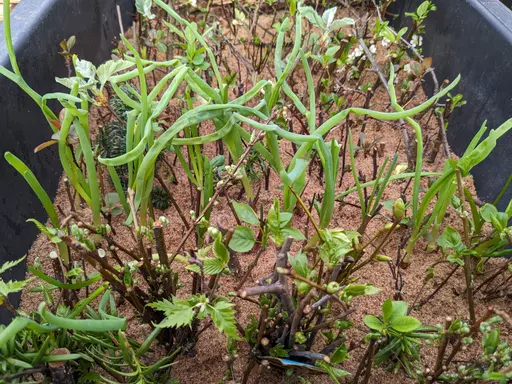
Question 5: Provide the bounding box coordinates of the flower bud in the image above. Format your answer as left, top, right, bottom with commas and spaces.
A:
327, 282, 340, 294
374, 254, 392, 262
393, 198, 405, 221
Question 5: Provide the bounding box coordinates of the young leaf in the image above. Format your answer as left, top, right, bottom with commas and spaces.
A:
363, 315, 384, 331
0, 256, 26, 275
390, 316, 422, 333
213, 236, 229, 265
437, 226, 463, 250
232, 201, 259, 225
480, 203, 498, 222
288, 251, 309, 277
148, 299, 195, 329
207, 300, 238, 339
203, 258, 225, 275
135, 0, 155, 19
330, 344, 348, 364
75, 59, 96, 79
281, 227, 306, 240
269, 343, 290, 357
384, 300, 408, 323
97, 60, 134, 89
229, 226, 255, 253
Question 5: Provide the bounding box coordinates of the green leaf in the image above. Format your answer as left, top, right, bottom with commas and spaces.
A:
481, 203, 498, 222
213, 236, 229, 265
135, 0, 155, 19
203, 258, 225, 275
207, 300, 238, 339
229, 226, 255, 253
280, 158, 309, 187
148, 298, 195, 329
386, 300, 408, 323
289, 251, 309, 277
382, 299, 393, 322
269, 343, 290, 357
447, 255, 464, 266
0, 256, 25, 275
39, 303, 126, 332
483, 328, 499, 354
316, 361, 350, 383
75, 59, 96, 79
437, 226, 462, 250
97, 60, 134, 89
0, 279, 30, 297
363, 315, 384, 331
330, 344, 348, 364
232, 201, 259, 225
281, 227, 306, 240
390, 316, 422, 333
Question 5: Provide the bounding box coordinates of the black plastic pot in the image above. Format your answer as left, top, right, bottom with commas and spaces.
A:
391, 0, 512, 209
0, 0, 134, 324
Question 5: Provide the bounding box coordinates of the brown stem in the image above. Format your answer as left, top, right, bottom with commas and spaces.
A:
287, 289, 316, 348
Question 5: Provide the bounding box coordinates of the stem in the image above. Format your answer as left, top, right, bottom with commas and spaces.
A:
456, 169, 475, 323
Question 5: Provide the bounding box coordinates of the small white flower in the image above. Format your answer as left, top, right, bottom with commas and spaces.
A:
98, 248, 106, 258
404, 64, 412, 74
159, 216, 169, 227
353, 46, 364, 58
190, 0, 197, 7
410, 35, 423, 48
381, 38, 391, 48
369, 44, 377, 54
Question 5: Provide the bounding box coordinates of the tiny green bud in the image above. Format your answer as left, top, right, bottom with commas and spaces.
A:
374, 254, 392, 262
327, 281, 340, 294
393, 198, 405, 221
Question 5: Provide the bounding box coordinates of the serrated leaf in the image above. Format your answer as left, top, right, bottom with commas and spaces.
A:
97, 60, 134, 88
148, 298, 195, 329
75, 59, 96, 79
207, 300, 238, 339
26, 218, 52, 236
232, 202, 259, 225
186, 264, 201, 274
390, 316, 422, 333
0, 256, 26, 275
203, 258, 225, 275
213, 236, 229, 265
229, 226, 255, 253
269, 343, 290, 357
0, 279, 30, 297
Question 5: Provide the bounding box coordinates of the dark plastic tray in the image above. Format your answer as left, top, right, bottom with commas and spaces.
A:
391, 0, 512, 209
0, 0, 134, 324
